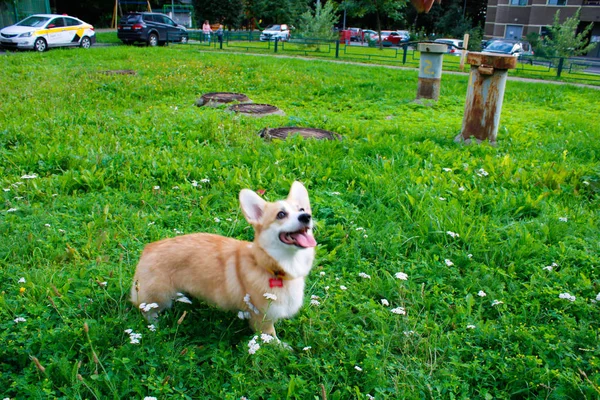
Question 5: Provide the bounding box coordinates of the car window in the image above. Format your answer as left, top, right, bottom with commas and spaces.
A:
64, 17, 81, 27
49, 18, 65, 28
143, 14, 156, 23
159, 15, 175, 25
16, 16, 50, 27
486, 41, 514, 52
121, 14, 141, 24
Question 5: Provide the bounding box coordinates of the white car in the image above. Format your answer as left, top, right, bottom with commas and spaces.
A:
259, 24, 290, 42
433, 38, 464, 56
0, 14, 95, 52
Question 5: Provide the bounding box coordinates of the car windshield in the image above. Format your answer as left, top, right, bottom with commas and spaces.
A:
16, 16, 50, 27
485, 41, 514, 53
265, 25, 281, 31
120, 14, 142, 23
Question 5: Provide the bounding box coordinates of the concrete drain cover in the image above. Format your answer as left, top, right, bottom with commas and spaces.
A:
196, 92, 251, 107
259, 127, 341, 140
228, 103, 285, 117
99, 69, 137, 75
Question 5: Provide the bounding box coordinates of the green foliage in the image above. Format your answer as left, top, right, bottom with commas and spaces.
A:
543, 8, 597, 58
297, 1, 340, 40
1, 46, 600, 399
193, 0, 245, 27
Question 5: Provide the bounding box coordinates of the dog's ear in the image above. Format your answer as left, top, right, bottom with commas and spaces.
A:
287, 181, 311, 213
239, 189, 267, 225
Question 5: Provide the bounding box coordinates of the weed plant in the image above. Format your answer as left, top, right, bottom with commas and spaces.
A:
0, 46, 599, 399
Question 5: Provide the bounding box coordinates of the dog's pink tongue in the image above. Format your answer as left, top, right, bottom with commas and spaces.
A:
292, 232, 317, 248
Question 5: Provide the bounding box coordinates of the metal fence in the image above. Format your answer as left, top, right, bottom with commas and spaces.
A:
165, 31, 600, 85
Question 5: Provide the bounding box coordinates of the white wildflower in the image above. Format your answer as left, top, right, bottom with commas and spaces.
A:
302, 346, 312, 351
129, 332, 142, 344
248, 336, 260, 354
153, 186, 160, 190
310, 299, 320, 306
596, 293, 600, 302
381, 299, 389, 306
18, 277, 26, 284
139, 303, 160, 312
14, 196, 23, 200
144, 397, 157, 400
172, 186, 180, 190
330, 191, 341, 195
244, 294, 260, 314
491, 300, 504, 307
319, 271, 326, 276
99, 281, 107, 287
446, 231, 459, 238
466, 324, 476, 329
14, 317, 26, 323
6, 208, 17, 212
124, 329, 133, 334
559, 217, 568, 222
439, 197, 446, 201
354, 366, 363, 372
44, 224, 51, 228
391, 307, 406, 315
358, 272, 371, 279
311, 295, 320, 300
476, 168, 489, 177
226, 218, 232, 221
395, 272, 408, 280
238, 311, 251, 320
263, 293, 277, 301
366, 395, 375, 400
467, 254, 473, 259
445, 259, 454, 267
58, 229, 66, 233
191, 180, 199, 187
260, 333, 275, 343
403, 330, 415, 336
2, 188, 9, 192
175, 293, 192, 304
559, 293, 576, 302
363, 234, 368, 238
442, 168, 452, 172
324, 286, 330, 291
214, 217, 220, 223
147, 324, 156, 332
21, 174, 38, 179
355, 227, 364, 231
477, 290, 487, 297
148, 221, 155, 226
458, 186, 466, 191
340, 285, 347, 291
583, 181, 589, 186
200, 178, 210, 183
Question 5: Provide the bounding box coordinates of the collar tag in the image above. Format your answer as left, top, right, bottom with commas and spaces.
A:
269, 278, 284, 288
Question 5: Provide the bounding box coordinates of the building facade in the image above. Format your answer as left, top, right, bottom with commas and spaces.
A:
485, 0, 600, 56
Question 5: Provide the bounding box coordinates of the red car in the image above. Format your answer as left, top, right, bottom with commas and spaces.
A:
377, 30, 410, 46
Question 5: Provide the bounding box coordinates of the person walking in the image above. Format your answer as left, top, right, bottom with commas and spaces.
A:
202, 20, 212, 43
216, 24, 224, 45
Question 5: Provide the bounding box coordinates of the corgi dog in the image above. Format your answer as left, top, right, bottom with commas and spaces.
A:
131, 181, 317, 339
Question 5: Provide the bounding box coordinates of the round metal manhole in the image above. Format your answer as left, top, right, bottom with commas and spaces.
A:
195, 92, 251, 107
259, 127, 341, 141
228, 103, 285, 117
99, 69, 137, 75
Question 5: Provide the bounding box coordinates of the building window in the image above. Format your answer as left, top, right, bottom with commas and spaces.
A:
510, 0, 528, 5
547, 0, 567, 5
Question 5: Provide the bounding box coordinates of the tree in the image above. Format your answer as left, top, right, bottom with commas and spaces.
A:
341, 0, 408, 48
297, 0, 339, 39
543, 9, 597, 58
193, 0, 244, 27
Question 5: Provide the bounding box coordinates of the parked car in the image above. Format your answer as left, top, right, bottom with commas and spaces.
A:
377, 30, 410, 46
117, 12, 188, 46
259, 24, 290, 42
363, 29, 377, 40
348, 27, 363, 42
483, 39, 533, 57
434, 38, 464, 56
0, 14, 95, 52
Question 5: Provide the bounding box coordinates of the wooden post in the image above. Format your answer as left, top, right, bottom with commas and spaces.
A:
111, 0, 118, 29
460, 33, 470, 72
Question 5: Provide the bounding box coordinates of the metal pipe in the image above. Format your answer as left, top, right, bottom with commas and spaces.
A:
416, 43, 447, 101
455, 52, 517, 145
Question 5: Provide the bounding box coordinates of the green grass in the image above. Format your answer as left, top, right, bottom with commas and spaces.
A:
1, 46, 599, 399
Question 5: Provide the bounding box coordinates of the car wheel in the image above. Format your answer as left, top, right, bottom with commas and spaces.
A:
180, 35, 188, 44
148, 33, 158, 47
80, 36, 92, 49
33, 37, 47, 52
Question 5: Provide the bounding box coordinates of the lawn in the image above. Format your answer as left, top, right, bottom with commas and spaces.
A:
1, 46, 599, 399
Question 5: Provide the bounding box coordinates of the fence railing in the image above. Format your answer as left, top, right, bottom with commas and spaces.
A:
163, 31, 600, 85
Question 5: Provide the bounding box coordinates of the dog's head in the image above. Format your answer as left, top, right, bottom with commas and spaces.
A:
239, 181, 316, 276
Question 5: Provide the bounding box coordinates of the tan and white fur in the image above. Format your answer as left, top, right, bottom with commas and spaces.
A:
130, 181, 317, 339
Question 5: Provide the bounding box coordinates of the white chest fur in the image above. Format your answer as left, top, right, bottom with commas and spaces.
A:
264, 278, 306, 321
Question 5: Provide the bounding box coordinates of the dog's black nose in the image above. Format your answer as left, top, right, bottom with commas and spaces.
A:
298, 213, 311, 224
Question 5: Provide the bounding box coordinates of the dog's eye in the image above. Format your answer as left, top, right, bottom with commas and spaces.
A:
299, 208, 305, 212
276, 211, 287, 220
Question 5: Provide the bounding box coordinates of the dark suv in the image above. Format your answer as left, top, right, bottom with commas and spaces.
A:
117, 12, 188, 46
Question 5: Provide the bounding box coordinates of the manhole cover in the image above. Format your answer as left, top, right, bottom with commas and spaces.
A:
196, 92, 251, 107
228, 103, 285, 117
259, 127, 341, 141
99, 69, 136, 75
